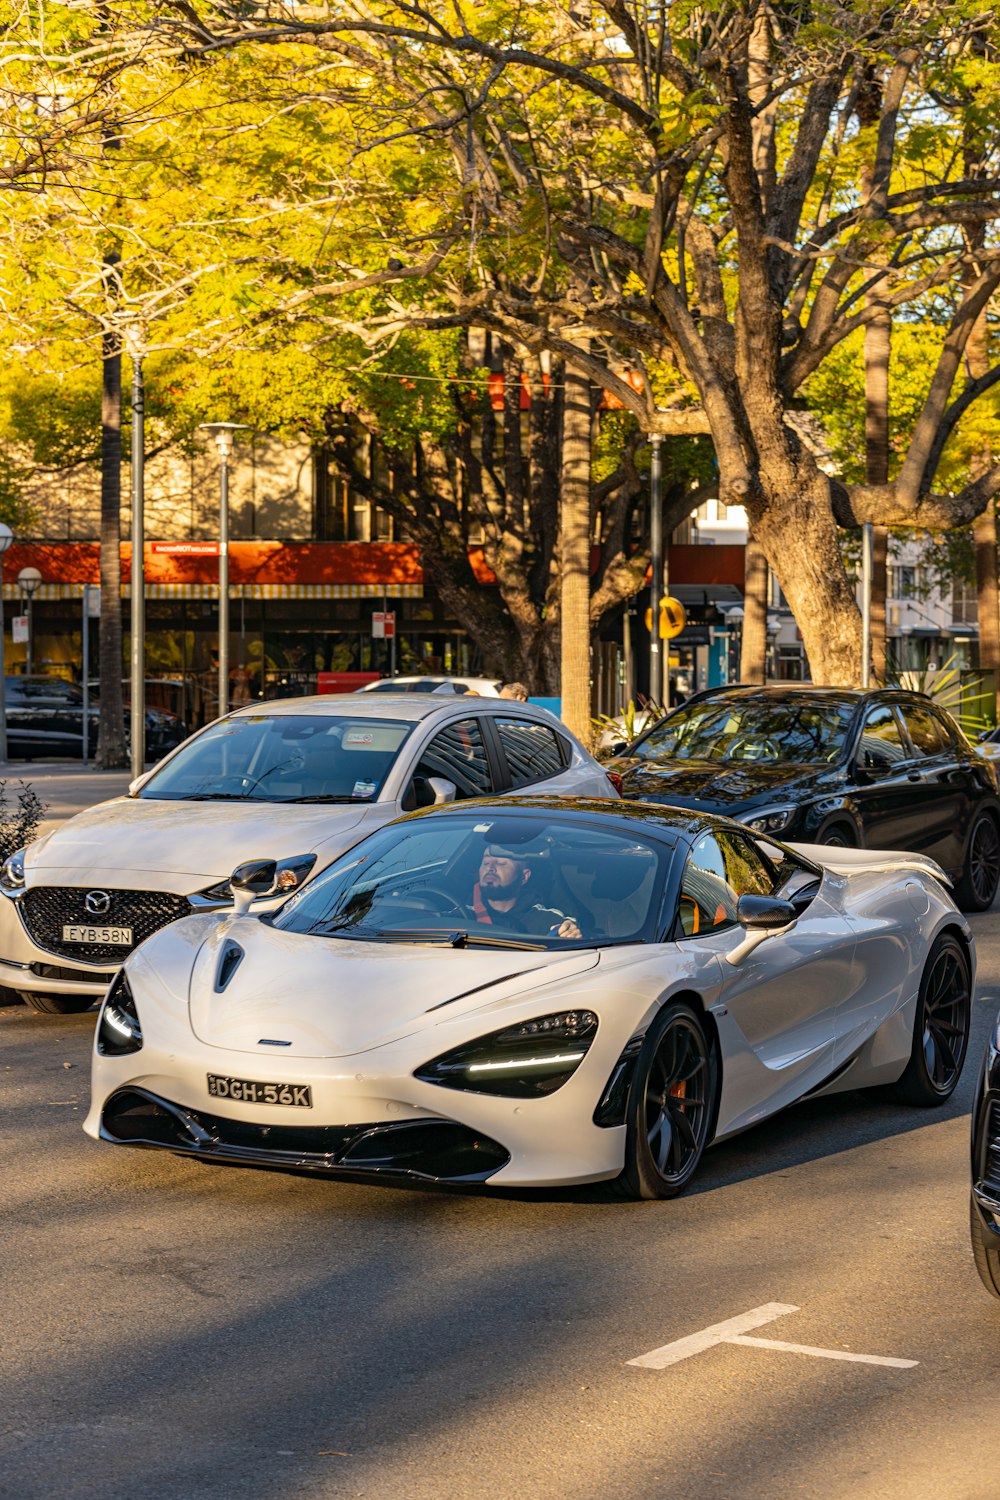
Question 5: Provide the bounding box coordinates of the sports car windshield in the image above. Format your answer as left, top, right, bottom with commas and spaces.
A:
275, 814, 671, 948
633, 698, 855, 765
139, 715, 413, 803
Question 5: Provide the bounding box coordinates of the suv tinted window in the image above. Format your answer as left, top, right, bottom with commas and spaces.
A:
416, 718, 493, 798
900, 703, 946, 757
928, 707, 958, 748
857, 705, 907, 767
495, 718, 564, 788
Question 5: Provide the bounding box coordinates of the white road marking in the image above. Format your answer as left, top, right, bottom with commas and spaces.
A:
730, 1336, 917, 1369
629, 1303, 918, 1371
627, 1302, 799, 1369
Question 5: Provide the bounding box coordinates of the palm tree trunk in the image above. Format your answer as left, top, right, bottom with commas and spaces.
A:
739, 537, 768, 683
559, 360, 592, 743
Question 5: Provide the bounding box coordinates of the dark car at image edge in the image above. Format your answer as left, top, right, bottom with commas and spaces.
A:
606, 685, 1000, 911
3, 676, 186, 761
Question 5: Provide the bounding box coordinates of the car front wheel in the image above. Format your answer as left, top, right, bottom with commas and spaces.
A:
19, 991, 96, 1016
970, 1195, 1000, 1299
955, 814, 1000, 912
616, 1001, 718, 1200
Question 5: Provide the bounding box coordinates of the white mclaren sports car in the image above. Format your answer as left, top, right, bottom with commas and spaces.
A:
85, 798, 975, 1199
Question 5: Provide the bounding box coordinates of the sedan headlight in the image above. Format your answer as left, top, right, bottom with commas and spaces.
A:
743, 805, 797, 835
97, 971, 143, 1056
0, 848, 25, 895
201, 853, 317, 904
415, 1010, 598, 1098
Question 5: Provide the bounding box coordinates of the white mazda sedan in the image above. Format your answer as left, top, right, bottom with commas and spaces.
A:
0, 694, 617, 1015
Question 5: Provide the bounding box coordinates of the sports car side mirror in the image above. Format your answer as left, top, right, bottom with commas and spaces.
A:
230, 859, 278, 916
725, 895, 797, 966
737, 895, 798, 929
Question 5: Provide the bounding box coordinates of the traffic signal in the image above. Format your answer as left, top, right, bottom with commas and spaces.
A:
644, 595, 687, 640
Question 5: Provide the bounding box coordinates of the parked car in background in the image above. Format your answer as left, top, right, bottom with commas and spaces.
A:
4, 676, 186, 761
975, 726, 1000, 763
0, 694, 617, 1014
86, 797, 972, 1199
605, 685, 1000, 911
360, 676, 505, 696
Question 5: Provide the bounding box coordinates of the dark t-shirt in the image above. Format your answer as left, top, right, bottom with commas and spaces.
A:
472, 882, 574, 935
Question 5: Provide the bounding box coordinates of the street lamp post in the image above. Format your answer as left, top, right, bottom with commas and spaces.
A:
17, 566, 42, 676
649, 433, 663, 705
0, 524, 13, 762
130, 354, 145, 780
198, 423, 247, 721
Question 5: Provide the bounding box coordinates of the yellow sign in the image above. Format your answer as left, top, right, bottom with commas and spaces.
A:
644, 595, 687, 640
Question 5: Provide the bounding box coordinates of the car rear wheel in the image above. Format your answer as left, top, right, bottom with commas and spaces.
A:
19, 991, 96, 1016
970, 1195, 1000, 1299
879, 932, 971, 1106
955, 814, 1000, 912
615, 1002, 718, 1200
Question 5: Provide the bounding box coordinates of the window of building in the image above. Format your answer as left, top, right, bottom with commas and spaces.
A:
951, 579, 977, 625
890, 565, 917, 599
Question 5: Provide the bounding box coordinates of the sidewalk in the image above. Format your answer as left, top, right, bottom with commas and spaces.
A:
0, 763, 132, 835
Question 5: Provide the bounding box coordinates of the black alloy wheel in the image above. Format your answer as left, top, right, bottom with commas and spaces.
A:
956, 814, 1000, 912
19, 991, 96, 1016
616, 1001, 717, 1200
970, 1195, 1000, 1299
819, 823, 857, 848
879, 932, 971, 1106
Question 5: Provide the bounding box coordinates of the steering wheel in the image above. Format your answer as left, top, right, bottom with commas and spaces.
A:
394, 884, 469, 919
727, 735, 780, 762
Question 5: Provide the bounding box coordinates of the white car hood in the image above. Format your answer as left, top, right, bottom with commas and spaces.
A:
26, 796, 370, 888
188, 919, 601, 1058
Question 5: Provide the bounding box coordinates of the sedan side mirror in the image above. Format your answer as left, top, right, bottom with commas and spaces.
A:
608, 741, 628, 756
725, 894, 797, 966
426, 776, 457, 806
230, 858, 278, 916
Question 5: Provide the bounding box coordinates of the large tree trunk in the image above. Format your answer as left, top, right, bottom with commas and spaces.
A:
968, 310, 999, 712
97, 263, 127, 770
740, 537, 769, 683
559, 360, 592, 742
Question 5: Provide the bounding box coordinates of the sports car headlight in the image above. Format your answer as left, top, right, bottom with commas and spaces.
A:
415, 1010, 598, 1098
0, 847, 25, 895
201, 853, 317, 903
97, 972, 143, 1056
744, 805, 796, 835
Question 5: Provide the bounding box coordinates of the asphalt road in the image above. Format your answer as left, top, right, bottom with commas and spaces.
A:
3, 912, 1000, 1500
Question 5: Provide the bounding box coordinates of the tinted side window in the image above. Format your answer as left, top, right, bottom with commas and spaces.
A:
416, 719, 493, 797
495, 718, 564, 788
717, 831, 776, 897
678, 833, 739, 936
900, 704, 945, 757
928, 708, 958, 748
857, 705, 907, 767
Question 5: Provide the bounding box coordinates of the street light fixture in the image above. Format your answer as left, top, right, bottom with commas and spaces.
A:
0, 524, 13, 762
17, 566, 42, 676
198, 423, 247, 720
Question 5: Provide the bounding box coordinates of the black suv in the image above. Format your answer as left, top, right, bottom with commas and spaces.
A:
607, 685, 1000, 910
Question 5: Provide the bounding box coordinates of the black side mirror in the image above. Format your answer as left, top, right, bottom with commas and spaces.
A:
609, 741, 628, 756
736, 894, 798, 930
230, 859, 278, 915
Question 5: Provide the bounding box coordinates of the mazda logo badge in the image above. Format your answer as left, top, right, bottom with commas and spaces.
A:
84, 890, 112, 917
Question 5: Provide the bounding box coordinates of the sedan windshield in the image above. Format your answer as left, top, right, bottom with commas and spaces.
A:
276, 813, 671, 948
139, 715, 412, 803
632, 698, 855, 765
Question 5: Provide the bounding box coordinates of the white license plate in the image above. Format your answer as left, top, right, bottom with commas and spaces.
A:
207, 1074, 313, 1108
62, 925, 133, 945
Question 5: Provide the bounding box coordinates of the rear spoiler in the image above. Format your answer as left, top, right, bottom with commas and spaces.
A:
785, 842, 952, 889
